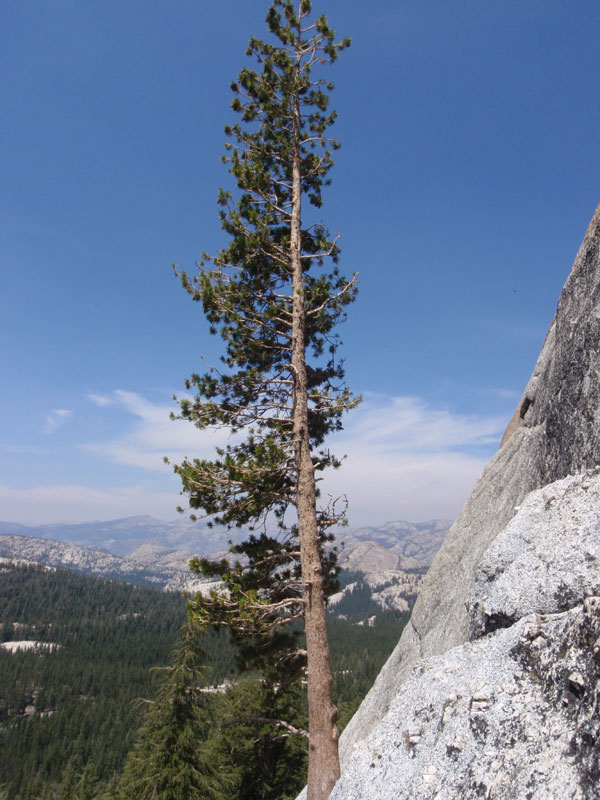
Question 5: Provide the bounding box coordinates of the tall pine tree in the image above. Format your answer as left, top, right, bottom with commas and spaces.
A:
172, 3, 355, 797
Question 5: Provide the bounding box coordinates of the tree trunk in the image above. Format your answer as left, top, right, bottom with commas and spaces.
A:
290, 91, 340, 800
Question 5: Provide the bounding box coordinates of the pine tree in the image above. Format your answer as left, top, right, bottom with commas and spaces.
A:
172, 2, 355, 797
73, 763, 99, 800
188, 526, 339, 688
211, 674, 308, 800
116, 625, 222, 800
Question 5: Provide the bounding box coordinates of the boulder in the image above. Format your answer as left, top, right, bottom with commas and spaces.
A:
330, 474, 600, 799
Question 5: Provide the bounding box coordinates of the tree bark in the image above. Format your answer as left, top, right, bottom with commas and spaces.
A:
290, 88, 340, 800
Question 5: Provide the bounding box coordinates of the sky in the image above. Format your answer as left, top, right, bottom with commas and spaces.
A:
1, 0, 599, 528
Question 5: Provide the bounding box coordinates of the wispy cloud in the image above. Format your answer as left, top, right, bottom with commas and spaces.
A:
84, 390, 232, 471
44, 409, 72, 434
338, 393, 505, 453
3, 390, 510, 526
83, 388, 510, 527
320, 393, 508, 526
87, 392, 115, 407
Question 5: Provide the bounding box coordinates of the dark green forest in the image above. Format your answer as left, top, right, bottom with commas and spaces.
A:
0, 563, 408, 799
0, 564, 187, 799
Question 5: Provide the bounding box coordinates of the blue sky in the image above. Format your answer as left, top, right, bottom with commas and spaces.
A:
1, 0, 598, 526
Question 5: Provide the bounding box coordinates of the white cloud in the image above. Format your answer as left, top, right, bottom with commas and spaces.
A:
44, 409, 72, 434
338, 394, 504, 452
319, 393, 508, 526
82, 388, 510, 528
87, 392, 115, 407
84, 390, 233, 471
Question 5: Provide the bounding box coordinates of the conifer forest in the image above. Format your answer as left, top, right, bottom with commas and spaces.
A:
0, 563, 408, 798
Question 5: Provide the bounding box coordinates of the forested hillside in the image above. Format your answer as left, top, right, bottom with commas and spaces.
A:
0, 562, 408, 799
0, 564, 188, 799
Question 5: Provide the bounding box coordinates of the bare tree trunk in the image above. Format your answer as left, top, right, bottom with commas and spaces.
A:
290, 90, 340, 800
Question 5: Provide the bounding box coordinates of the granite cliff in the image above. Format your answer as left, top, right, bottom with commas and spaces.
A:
324, 204, 600, 799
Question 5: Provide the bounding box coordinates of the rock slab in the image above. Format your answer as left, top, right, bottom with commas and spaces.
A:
331, 594, 600, 800
324, 205, 600, 799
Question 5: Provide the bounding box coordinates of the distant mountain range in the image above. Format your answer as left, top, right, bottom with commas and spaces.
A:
0, 537, 199, 591
0, 516, 452, 598
0, 515, 245, 558
337, 519, 452, 572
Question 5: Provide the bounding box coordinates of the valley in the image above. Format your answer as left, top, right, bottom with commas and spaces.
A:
0, 516, 450, 799
0, 515, 451, 606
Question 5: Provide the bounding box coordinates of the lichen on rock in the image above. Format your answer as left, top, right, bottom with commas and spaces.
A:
330, 597, 600, 800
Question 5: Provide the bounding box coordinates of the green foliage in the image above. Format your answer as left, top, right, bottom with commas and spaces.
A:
188, 529, 339, 684
329, 612, 411, 731
0, 560, 412, 799
116, 624, 224, 800
0, 563, 187, 800
212, 674, 307, 800
171, 0, 356, 535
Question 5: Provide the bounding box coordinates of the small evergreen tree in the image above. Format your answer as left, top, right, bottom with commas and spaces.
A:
213, 674, 308, 800
116, 625, 222, 800
73, 763, 98, 800
172, 3, 355, 797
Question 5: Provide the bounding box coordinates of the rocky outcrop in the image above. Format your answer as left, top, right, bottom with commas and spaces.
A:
469, 472, 600, 638
332, 599, 600, 799
338, 520, 451, 572
327, 204, 600, 799
328, 570, 422, 616
330, 472, 600, 799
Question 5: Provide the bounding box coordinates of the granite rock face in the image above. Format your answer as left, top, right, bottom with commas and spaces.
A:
324, 205, 600, 799
469, 471, 600, 638
330, 472, 600, 799
331, 594, 600, 800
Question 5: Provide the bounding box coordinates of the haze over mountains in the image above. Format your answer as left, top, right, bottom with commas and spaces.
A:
0, 515, 238, 558
0, 516, 451, 599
